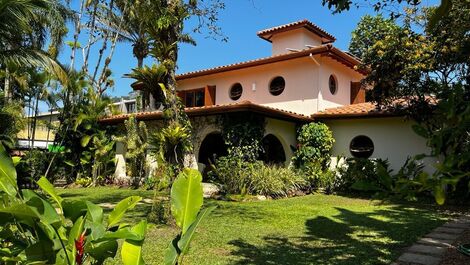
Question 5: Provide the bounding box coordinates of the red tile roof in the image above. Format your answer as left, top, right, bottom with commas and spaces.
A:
312, 102, 403, 119
100, 101, 313, 124
257, 19, 336, 43
176, 44, 365, 80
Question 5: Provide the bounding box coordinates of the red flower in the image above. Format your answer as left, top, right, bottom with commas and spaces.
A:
75, 232, 86, 265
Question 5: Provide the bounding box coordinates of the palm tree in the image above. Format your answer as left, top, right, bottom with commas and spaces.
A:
0, 0, 69, 102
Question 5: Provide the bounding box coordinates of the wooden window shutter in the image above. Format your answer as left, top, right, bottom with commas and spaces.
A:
350, 82, 365, 104
177, 91, 185, 105
204, 85, 216, 106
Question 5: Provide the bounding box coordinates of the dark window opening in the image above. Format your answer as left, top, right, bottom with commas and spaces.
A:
269, 76, 285, 96
350, 135, 374, 158
181, 88, 205, 107
198, 133, 228, 179
259, 134, 286, 165
126, 103, 136, 113
229, 83, 243, 100
329, 75, 337, 95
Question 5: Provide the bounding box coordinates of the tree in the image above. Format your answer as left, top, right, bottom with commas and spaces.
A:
349, 15, 400, 60
322, 0, 452, 27
0, 0, 69, 99
348, 1, 470, 204
126, 0, 225, 167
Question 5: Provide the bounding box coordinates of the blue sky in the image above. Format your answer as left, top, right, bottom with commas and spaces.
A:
59, 0, 439, 99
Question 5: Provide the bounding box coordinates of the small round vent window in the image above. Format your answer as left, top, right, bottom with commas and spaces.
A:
349, 135, 374, 158
229, 83, 243, 100
329, 75, 337, 95
269, 76, 285, 96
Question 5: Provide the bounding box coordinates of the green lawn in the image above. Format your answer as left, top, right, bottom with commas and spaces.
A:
58, 187, 454, 265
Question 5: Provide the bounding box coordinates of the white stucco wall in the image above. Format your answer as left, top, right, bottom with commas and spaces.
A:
264, 118, 297, 165
178, 56, 363, 116
318, 57, 363, 111
270, 28, 323, 55
323, 117, 436, 173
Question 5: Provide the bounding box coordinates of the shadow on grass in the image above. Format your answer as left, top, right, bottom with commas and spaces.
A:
228, 205, 446, 265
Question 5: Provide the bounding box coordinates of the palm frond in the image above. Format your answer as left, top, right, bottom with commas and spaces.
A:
0, 48, 68, 86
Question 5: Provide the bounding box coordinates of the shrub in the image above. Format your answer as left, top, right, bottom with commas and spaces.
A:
336, 157, 380, 191
75, 176, 93, 187
209, 155, 306, 198
292, 122, 335, 170
291, 122, 335, 192
297, 162, 337, 194
16, 149, 49, 186
249, 164, 306, 197
338, 157, 428, 201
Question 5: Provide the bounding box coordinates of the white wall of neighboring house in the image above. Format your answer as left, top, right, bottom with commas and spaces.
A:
323, 117, 436, 173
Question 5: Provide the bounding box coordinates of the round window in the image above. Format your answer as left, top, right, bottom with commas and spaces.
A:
269, 76, 285, 96
349, 135, 374, 158
229, 83, 243, 100
329, 75, 337, 95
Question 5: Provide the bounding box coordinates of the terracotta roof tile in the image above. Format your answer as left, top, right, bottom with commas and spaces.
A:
257, 19, 336, 43
100, 101, 313, 124
312, 102, 401, 119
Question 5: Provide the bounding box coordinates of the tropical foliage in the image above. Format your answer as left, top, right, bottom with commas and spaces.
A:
0, 144, 147, 264
348, 1, 470, 204
115, 116, 149, 187
291, 123, 335, 192
0, 145, 212, 264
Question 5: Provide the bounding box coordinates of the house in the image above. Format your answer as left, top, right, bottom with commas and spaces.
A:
17, 98, 137, 150
101, 20, 433, 181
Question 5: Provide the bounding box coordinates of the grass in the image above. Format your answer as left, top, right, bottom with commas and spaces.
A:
58, 187, 455, 265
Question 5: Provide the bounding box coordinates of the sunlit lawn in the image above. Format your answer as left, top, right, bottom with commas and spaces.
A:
58, 187, 455, 265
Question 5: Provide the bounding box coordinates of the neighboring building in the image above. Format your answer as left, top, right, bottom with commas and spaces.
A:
17, 98, 137, 150
17, 111, 60, 150
100, 20, 433, 180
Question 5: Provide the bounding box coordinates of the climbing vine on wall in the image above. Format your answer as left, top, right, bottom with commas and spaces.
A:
221, 113, 265, 161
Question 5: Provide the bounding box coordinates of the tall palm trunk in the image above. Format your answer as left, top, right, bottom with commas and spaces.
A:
4, 68, 11, 104
30, 91, 40, 149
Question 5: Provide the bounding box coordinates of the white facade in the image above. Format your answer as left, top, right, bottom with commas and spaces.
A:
270, 28, 323, 55
323, 117, 435, 173
178, 56, 362, 116
113, 20, 434, 180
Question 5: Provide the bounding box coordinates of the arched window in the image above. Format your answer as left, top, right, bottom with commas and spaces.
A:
229, 83, 243, 100
259, 134, 286, 164
329, 75, 337, 95
349, 135, 374, 158
269, 76, 285, 96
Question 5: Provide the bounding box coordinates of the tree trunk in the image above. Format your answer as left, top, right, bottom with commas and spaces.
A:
30, 92, 40, 149
70, 0, 86, 69
82, 1, 99, 74
4, 68, 11, 104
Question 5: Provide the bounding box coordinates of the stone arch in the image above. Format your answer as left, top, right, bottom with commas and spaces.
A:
197, 132, 227, 178
259, 134, 286, 165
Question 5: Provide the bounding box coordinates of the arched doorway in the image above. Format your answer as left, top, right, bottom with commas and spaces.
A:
198, 133, 228, 175
259, 134, 286, 165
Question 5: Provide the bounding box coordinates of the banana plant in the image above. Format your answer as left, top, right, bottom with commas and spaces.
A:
0, 144, 147, 265
165, 168, 216, 265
